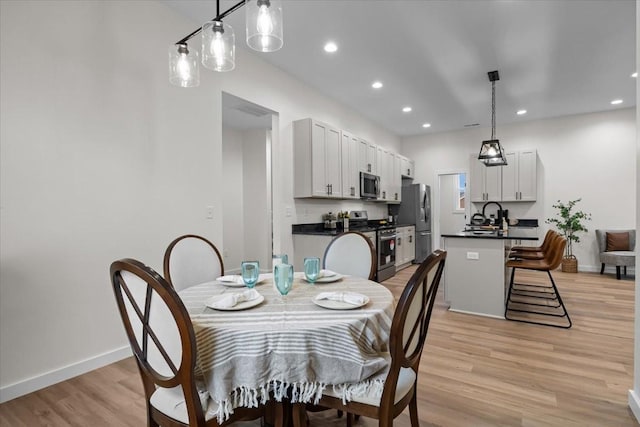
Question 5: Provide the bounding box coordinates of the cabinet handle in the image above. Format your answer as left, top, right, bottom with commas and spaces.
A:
330, 184, 333, 195
409, 235, 412, 243
407, 168, 410, 175
368, 164, 371, 172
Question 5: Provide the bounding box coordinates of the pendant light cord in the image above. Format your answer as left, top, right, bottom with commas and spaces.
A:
491, 80, 496, 140
175, 0, 245, 45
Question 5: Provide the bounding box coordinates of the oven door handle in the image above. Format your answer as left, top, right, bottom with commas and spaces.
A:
379, 234, 397, 242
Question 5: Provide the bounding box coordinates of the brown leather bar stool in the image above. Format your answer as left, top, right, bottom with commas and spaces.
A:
508, 230, 557, 260
505, 234, 571, 328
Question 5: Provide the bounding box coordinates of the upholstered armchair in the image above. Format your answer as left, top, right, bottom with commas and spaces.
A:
595, 229, 636, 280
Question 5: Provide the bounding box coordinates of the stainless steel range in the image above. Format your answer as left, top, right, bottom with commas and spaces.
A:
349, 211, 396, 282
376, 227, 397, 282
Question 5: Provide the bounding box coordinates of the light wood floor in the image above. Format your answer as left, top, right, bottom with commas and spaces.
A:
1, 267, 637, 426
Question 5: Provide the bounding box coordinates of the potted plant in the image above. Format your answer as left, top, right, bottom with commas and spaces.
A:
546, 199, 591, 272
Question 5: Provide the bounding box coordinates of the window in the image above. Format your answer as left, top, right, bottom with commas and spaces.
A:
456, 173, 466, 211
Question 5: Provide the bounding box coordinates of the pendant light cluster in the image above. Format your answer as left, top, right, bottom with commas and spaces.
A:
478, 70, 508, 167
169, 0, 283, 87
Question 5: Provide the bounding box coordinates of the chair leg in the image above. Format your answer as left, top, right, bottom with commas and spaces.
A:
616, 266, 621, 280
505, 268, 571, 329
409, 389, 420, 427
291, 403, 306, 427
504, 267, 516, 319
346, 412, 354, 427
600, 263, 605, 274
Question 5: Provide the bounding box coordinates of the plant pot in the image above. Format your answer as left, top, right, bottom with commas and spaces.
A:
561, 256, 578, 273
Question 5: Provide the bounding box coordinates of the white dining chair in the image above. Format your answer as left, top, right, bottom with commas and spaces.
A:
164, 234, 224, 291
323, 231, 377, 280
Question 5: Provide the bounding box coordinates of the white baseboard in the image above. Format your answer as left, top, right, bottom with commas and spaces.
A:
0, 346, 131, 404
628, 389, 640, 423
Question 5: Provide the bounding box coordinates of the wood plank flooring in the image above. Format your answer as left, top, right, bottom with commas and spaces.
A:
1, 267, 637, 426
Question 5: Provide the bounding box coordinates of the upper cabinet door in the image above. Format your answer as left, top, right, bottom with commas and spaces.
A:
324, 125, 343, 198
517, 150, 537, 201
310, 121, 329, 197
294, 118, 342, 198
501, 152, 518, 202
341, 131, 359, 199
358, 138, 377, 174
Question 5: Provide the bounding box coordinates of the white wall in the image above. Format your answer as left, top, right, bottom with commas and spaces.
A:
402, 108, 636, 271
222, 127, 245, 271
0, 0, 400, 400
242, 129, 270, 270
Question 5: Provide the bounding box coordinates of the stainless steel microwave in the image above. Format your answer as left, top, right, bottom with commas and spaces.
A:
360, 172, 380, 200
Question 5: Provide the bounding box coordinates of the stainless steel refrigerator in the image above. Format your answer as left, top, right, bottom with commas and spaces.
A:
398, 183, 432, 263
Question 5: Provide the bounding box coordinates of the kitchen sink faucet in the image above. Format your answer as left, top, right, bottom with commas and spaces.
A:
482, 201, 504, 224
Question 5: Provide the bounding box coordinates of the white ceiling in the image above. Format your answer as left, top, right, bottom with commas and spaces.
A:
163, 0, 637, 137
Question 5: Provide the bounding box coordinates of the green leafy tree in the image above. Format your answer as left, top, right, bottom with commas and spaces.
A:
546, 199, 591, 258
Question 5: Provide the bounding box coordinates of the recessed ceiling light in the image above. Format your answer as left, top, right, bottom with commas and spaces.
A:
632, 72, 638, 78
516, 109, 527, 115
371, 81, 383, 89
422, 123, 431, 128
324, 42, 338, 53
611, 99, 623, 105
402, 106, 412, 113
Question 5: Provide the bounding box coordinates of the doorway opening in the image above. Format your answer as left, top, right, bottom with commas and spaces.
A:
221, 92, 277, 273
433, 170, 468, 250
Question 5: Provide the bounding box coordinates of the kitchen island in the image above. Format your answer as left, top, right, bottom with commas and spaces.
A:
441, 228, 538, 318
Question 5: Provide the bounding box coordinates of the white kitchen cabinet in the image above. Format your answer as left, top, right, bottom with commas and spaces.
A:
469, 154, 502, 202
358, 138, 377, 175
293, 118, 342, 198
400, 155, 415, 178
501, 150, 537, 201
390, 153, 402, 203
396, 225, 416, 270
377, 146, 395, 202
341, 131, 360, 199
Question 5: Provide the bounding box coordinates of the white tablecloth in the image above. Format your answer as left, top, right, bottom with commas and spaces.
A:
179, 275, 394, 421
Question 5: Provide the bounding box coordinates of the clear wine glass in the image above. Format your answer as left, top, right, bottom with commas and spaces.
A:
241, 261, 260, 288
304, 257, 320, 284
274, 263, 294, 296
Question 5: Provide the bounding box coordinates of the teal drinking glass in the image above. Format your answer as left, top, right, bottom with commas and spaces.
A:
304, 257, 320, 284
241, 261, 260, 288
274, 263, 294, 296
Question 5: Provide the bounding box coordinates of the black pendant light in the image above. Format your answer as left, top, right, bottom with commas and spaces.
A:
478, 70, 508, 166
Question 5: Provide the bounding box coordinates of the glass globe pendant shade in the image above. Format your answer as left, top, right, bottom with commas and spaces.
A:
202, 20, 235, 72
246, 0, 283, 52
168, 43, 200, 87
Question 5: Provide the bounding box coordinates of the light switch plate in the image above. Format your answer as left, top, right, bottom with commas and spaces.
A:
206, 206, 214, 219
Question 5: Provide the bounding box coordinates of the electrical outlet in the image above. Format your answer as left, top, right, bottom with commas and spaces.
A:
466, 252, 479, 260
285, 206, 292, 217
206, 206, 214, 219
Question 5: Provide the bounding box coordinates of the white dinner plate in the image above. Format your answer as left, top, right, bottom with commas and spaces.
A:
206, 294, 265, 311
305, 273, 344, 284
216, 274, 268, 287
312, 293, 369, 310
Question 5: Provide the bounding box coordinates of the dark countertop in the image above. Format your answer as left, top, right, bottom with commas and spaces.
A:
292, 222, 415, 236
442, 228, 538, 240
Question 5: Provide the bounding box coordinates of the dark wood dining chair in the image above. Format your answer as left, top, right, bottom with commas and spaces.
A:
110, 258, 273, 426
294, 250, 447, 427
164, 234, 224, 291
323, 231, 377, 280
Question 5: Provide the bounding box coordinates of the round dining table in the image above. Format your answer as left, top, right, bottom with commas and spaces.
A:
178, 273, 395, 422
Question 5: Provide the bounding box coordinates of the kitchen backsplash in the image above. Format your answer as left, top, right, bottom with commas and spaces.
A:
293, 199, 388, 223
